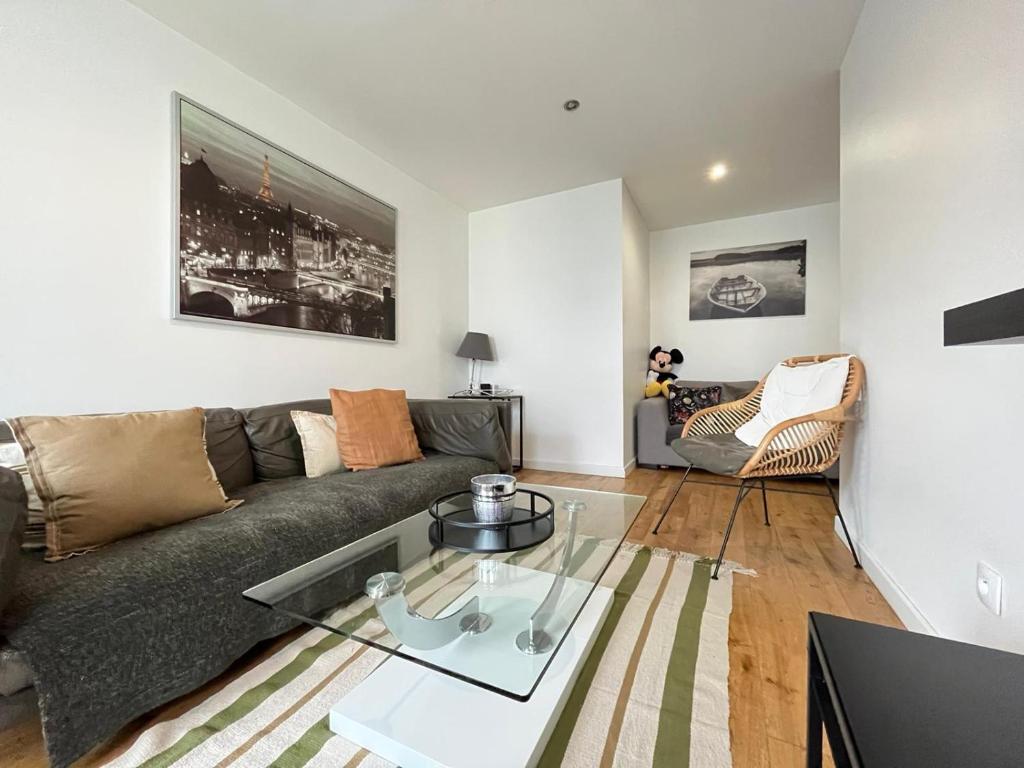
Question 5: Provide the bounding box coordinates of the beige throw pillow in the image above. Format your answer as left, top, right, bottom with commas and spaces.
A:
291, 411, 347, 478
10, 408, 241, 561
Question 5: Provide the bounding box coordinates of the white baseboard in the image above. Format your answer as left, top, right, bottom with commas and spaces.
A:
522, 459, 630, 478
623, 458, 637, 477
832, 517, 937, 635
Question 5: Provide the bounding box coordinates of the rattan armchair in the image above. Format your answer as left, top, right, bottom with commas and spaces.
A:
652, 354, 864, 579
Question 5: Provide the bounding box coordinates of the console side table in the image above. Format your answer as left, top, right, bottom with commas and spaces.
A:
448, 393, 523, 471
807, 611, 1024, 767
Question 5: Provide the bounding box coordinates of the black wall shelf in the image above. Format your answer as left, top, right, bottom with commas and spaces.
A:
944, 287, 1024, 346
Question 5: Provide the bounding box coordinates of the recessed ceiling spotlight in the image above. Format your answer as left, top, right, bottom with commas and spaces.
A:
707, 162, 729, 181
563, 99, 580, 112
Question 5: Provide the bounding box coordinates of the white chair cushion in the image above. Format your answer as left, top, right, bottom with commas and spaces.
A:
735, 357, 850, 448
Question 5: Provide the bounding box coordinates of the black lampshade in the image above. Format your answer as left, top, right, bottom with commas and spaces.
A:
455, 332, 496, 361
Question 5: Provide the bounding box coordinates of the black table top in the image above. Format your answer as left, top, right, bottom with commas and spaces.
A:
448, 392, 521, 399
810, 612, 1024, 767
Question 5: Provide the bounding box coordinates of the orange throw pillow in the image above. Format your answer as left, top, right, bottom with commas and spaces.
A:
329, 389, 423, 471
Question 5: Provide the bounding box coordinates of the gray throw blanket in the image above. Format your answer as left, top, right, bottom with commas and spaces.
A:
0, 452, 498, 767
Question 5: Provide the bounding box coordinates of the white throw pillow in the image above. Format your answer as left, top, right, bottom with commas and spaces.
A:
291, 411, 346, 478
734, 357, 851, 448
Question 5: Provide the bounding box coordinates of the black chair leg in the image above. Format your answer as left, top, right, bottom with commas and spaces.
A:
713, 479, 753, 580
652, 464, 692, 534
759, 478, 770, 526
819, 474, 862, 569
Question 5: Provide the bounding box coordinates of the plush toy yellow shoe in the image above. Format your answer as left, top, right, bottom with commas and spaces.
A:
644, 379, 664, 398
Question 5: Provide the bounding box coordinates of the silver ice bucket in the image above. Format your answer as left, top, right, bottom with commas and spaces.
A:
470, 474, 517, 524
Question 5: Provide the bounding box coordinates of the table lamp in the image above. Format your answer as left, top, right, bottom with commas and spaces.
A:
455, 332, 496, 393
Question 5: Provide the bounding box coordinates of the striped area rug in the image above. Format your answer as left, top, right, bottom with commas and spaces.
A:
103, 544, 748, 768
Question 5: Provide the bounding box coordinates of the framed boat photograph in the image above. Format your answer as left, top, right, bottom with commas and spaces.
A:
173, 93, 397, 341
689, 240, 806, 320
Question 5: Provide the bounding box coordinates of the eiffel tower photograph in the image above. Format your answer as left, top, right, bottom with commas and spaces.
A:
173, 94, 397, 341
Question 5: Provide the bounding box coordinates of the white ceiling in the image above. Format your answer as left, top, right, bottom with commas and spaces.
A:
130, 0, 863, 230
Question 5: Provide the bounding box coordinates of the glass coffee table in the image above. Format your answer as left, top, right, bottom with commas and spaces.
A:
244, 483, 646, 768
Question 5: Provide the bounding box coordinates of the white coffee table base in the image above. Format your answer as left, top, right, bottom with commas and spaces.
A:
329, 582, 613, 768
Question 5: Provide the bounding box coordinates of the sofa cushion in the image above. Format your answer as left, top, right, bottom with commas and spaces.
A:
667, 384, 722, 426
2, 412, 250, 546
4, 412, 251, 547
665, 423, 685, 445
650, 380, 760, 446
675, 379, 759, 403
235, 450, 490, 514
0, 438, 45, 551
409, 399, 512, 473
0, 644, 32, 697
671, 433, 757, 475
203, 408, 254, 491
10, 409, 242, 561
329, 389, 423, 471
291, 411, 347, 478
0, 467, 27, 615
239, 399, 332, 480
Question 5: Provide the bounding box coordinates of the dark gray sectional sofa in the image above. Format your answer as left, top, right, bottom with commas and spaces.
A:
0, 397, 510, 767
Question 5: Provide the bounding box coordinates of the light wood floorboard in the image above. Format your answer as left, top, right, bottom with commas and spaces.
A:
515, 467, 902, 767
0, 467, 901, 767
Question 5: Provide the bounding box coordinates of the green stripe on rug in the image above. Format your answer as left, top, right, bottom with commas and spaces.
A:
269, 716, 332, 768
567, 536, 601, 577
139, 552, 468, 768
652, 558, 713, 767
536, 547, 653, 768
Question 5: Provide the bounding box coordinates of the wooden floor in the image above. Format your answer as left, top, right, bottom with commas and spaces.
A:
519, 467, 902, 767
2, 467, 901, 767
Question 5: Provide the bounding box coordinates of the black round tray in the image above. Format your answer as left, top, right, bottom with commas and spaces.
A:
428, 488, 555, 553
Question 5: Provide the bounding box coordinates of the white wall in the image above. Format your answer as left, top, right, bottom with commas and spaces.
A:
468, 180, 628, 476
650, 203, 840, 381
0, 0, 468, 417
841, 0, 1024, 647
621, 185, 650, 468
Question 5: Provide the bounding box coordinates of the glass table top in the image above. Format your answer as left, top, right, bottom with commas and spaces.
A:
243, 483, 646, 701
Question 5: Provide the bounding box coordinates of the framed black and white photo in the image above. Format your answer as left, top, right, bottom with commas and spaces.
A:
173, 94, 397, 341
689, 240, 806, 320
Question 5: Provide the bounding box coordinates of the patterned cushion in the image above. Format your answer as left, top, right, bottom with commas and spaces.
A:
667, 385, 722, 426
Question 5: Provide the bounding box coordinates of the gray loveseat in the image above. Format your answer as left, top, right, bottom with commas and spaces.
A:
636, 379, 758, 468
0, 397, 510, 767
636, 379, 839, 478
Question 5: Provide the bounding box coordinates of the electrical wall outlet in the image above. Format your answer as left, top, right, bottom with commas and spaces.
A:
977, 562, 1003, 616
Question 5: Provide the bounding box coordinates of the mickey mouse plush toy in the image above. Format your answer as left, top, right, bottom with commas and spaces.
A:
645, 346, 684, 398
